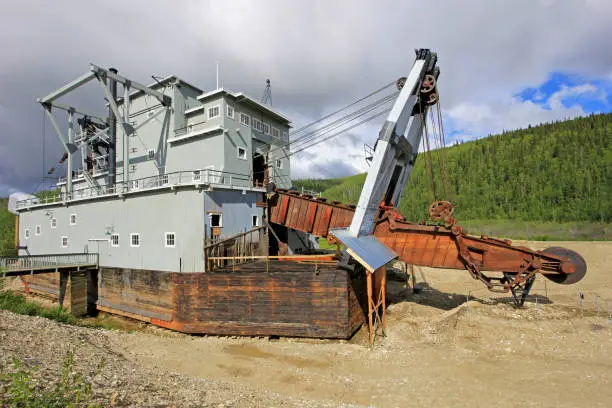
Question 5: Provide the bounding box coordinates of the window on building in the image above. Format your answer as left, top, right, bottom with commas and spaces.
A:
210, 213, 222, 227
51, 218, 57, 228
208, 105, 220, 119
61, 236, 68, 248
252, 118, 263, 132
110, 234, 119, 247
165, 232, 176, 248
272, 127, 280, 138
24, 228, 30, 239
160, 174, 169, 185
226, 105, 234, 119
275, 159, 283, 169
35, 225, 41, 236
252, 215, 259, 227
283, 130, 289, 141
192, 170, 201, 182
130, 180, 139, 190
130, 233, 140, 247
240, 113, 250, 126
237, 146, 247, 160
148, 149, 155, 160
130, 146, 138, 154
262, 122, 270, 135
70, 214, 77, 225
130, 164, 137, 172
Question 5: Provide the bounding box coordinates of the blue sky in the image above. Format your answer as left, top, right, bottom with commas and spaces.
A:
516, 72, 612, 114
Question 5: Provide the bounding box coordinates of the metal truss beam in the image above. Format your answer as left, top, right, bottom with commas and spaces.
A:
39, 72, 96, 104
90, 64, 171, 106
37, 100, 107, 123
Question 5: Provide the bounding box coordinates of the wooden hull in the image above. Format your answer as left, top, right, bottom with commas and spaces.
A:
22, 262, 367, 339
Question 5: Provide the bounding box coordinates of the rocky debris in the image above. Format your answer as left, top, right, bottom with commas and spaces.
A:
0, 310, 335, 407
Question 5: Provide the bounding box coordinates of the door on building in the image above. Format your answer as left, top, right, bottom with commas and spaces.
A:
252, 153, 267, 187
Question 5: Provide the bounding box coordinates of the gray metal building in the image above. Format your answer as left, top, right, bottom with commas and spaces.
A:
11, 66, 307, 272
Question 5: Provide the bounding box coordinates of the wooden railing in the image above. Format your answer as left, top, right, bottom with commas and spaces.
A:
0, 253, 98, 276
204, 227, 266, 271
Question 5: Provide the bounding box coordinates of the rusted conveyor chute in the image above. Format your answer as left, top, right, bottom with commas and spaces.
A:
269, 189, 587, 295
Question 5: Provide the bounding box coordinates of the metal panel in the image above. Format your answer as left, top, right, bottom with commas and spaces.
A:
330, 228, 397, 272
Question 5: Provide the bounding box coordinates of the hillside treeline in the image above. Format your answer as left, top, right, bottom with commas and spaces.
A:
294, 113, 611, 223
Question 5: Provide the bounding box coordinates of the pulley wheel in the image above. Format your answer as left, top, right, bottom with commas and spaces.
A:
420, 74, 436, 94
396, 77, 407, 90
426, 91, 439, 106
542, 247, 587, 285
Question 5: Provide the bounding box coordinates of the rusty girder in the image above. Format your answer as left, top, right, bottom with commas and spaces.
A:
267, 190, 587, 297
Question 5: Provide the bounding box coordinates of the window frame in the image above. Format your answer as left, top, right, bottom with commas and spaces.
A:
275, 159, 283, 169
252, 118, 263, 132
208, 105, 220, 119
272, 127, 280, 138
148, 149, 155, 160
192, 170, 202, 182
209, 213, 223, 228
51, 218, 57, 229
226, 104, 234, 119
130, 233, 140, 248
262, 122, 270, 135
24, 228, 30, 239
110, 234, 119, 247
61, 236, 68, 248
237, 146, 247, 160
70, 213, 77, 226
165, 232, 176, 248
35, 225, 41, 236
252, 215, 259, 227
240, 113, 250, 126
130, 179, 140, 190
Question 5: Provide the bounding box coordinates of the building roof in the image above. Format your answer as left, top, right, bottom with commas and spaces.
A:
118, 75, 203, 103
196, 88, 291, 125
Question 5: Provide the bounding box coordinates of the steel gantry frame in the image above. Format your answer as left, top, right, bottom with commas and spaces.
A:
38, 64, 172, 194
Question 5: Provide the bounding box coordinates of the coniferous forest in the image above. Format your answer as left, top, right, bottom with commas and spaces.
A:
293, 113, 611, 224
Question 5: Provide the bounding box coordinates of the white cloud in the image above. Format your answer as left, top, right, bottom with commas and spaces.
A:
446, 83, 597, 142
1, 0, 612, 192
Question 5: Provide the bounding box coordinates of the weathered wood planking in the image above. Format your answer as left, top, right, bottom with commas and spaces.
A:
165, 262, 366, 338
22, 272, 61, 299
97, 268, 174, 321
20, 262, 368, 339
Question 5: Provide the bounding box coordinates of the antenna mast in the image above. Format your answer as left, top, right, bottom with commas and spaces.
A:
261, 79, 272, 106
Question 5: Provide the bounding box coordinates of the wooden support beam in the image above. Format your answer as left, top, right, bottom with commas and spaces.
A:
366, 265, 387, 346
367, 271, 374, 345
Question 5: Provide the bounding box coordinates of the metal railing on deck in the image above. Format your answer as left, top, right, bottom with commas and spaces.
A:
16, 169, 271, 210
0, 253, 99, 274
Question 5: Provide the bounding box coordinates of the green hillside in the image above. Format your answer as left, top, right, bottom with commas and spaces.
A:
294, 113, 611, 238
0, 198, 15, 255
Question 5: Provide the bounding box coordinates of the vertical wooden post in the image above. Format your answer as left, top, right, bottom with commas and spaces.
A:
381, 265, 387, 330
366, 271, 373, 346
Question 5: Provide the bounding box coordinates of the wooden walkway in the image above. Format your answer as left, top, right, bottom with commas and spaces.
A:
0, 253, 98, 277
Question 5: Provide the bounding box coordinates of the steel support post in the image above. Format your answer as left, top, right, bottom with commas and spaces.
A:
67, 110, 74, 194
123, 84, 130, 187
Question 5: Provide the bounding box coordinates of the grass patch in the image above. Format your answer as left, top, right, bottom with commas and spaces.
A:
0, 349, 102, 407
459, 220, 612, 241
317, 237, 338, 251
0, 290, 77, 325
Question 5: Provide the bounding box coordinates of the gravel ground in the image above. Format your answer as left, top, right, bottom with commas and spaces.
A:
0, 310, 351, 407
